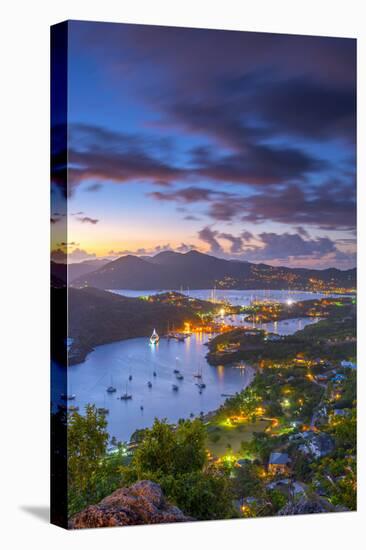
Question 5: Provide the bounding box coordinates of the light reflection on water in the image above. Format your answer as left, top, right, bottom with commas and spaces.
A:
224, 315, 324, 335
110, 288, 345, 305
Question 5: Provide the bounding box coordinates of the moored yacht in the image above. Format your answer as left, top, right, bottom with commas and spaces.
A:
120, 393, 132, 400
61, 393, 76, 400
119, 382, 132, 400
107, 376, 117, 393
150, 329, 160, 345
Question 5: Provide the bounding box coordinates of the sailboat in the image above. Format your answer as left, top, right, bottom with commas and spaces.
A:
120, 382, 132, 400
193, 363, 202, 379
173, 357, 181, 374
98, 395, 110, 414
195, 361, 206, 389
150, 329, 160, 345
107, 376, 117, 393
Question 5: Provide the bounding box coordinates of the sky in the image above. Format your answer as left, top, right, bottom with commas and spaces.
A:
51, 21, 356, 268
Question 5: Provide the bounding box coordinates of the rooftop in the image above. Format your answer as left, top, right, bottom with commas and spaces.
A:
269, 452, 290, 465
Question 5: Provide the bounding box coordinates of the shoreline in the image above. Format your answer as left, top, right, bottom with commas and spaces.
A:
199, 364, 257, 426
68, 292, 354, 367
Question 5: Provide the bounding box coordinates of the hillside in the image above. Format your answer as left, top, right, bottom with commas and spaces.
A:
51, 259, 109, 284
66, 286, 215, 365
71, 250, 356, 291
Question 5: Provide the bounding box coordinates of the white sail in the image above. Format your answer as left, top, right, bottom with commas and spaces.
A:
150, 329, 159, 344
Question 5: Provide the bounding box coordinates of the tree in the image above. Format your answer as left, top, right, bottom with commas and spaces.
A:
248, 432, 277, 464
331, 409, 356, 451
232, 462, 264, 500
311, 455, 356, 510
123, 418, 234, 520
161, 469, 234, 520
68, 404, 109, 514
132, 418, 206, 477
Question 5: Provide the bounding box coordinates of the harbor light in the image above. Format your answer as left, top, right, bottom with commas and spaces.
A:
286, 298, 293, 306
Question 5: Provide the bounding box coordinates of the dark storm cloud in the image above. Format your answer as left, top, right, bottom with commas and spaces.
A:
253, 77, 356, 142
59, 24, 356, 243
86, 183, 103, 192
51, 247, 96, 263
176, 243, 198, 253
149, 177, 356, 231
82, 23, 355, 93
218, 73, 356, 143
295, 226, 311, 238
244, 232, 337, 261
198, 226, 224, 254
56, 242, 80, 247
184, 215, 201, 221
127, 28, 356, 149
196, 227, 354, 265
149, 187, 215, 203
207, 199, 245, 222
68, 124, 185, 191
240, 181, 356, 230
51, 123, 187, 195
77, 216, 99, 225
64, 119, 325, 199
195, 144, 326, 185
219, 233, 244, 254
51, 124, 68, 196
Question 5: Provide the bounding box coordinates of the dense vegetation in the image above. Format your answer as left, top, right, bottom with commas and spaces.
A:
67, 411, 234, 520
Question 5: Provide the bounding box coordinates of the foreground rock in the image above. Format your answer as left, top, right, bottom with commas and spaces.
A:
278, 495, 348, 516
69, 480, 192, 529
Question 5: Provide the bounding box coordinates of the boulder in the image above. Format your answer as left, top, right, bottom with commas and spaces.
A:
68, 480, 192, 529
278, 495, 348, 516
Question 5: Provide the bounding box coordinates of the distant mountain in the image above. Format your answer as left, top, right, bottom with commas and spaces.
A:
51, 259, 110, 284
71, 250, 356, 291
68, 259, 110, 282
